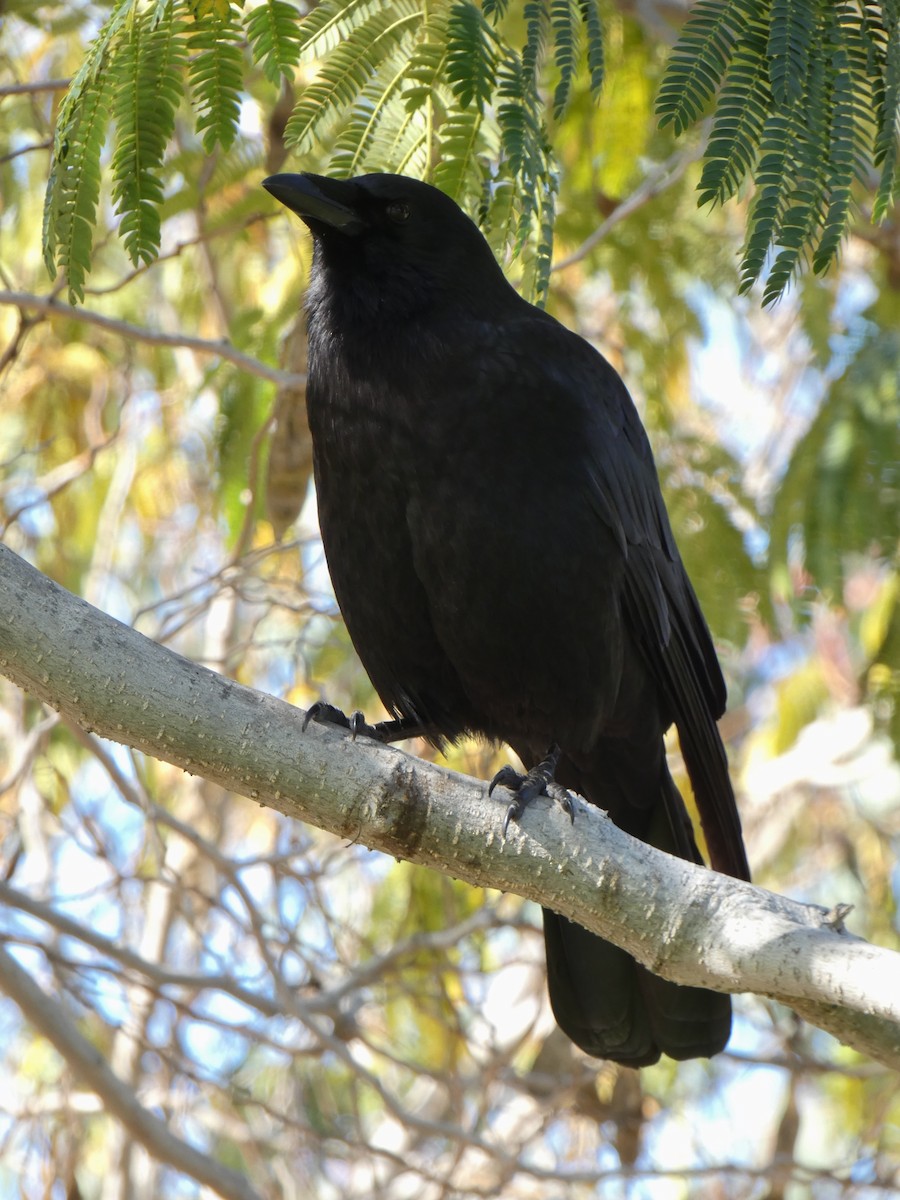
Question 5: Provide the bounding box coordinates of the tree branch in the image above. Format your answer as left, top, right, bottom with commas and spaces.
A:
0, 942, 263, 1200
551, 134, 708, 274
0, 291, 305, 387
0, 79, 70, 96
1, 542, 899, 1068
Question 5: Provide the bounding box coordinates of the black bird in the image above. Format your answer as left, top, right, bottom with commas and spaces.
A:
263, 171, 750, 1066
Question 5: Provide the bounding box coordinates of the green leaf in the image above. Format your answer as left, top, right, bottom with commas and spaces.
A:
296, 0, 390, 60
739, 113, 795, 293
872, 3, 900, 220
760, 51, 828, 303
402, 14, 450, 113
434, 107, 486, 201
768, 0, 814, 106
42, 0, 131, 300
245, 0, 303, 85
549, 0, 579, 120
446, 1, 498, 111
697, 23, 769, 207
576, 0, 605, 95
111, 7, 186, 267
657, 0, 750, 135
286, 3, 421, 155
666, 0, 898, 303
187, 0, 244, 152
50, 84, 111, 304
522, 0, 549, 83
330, 44, 428, 176
769, 327, 900, 601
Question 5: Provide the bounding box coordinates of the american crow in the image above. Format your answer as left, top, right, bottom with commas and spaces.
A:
264, 171, 750, 1066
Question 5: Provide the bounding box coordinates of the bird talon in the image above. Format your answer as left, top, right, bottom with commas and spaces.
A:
303, 701, 364, 736
302, 701, 331, 732
489, 764, 523, 797
491, 744, 575, 834
502, 798, 524, 837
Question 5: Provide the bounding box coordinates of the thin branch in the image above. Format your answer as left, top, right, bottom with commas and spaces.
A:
551, 135, 708, 274
82, 214, 271, 297
0, 942, 263, 1200
0, 79, 70, 96
1, 542, 899, 1067
0, 291, 306, 387
0, 880, 285, 1016
0, 139, 52, 165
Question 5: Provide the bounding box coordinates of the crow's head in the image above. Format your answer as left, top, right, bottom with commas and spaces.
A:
263, 172, 514, 321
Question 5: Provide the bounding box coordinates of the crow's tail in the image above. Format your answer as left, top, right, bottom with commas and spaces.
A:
542, 757, 732, 1066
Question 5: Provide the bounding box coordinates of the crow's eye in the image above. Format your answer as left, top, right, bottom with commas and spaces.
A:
386, 201, 411, 224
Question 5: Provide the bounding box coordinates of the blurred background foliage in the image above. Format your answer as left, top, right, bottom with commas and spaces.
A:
1, 1, 900, 1198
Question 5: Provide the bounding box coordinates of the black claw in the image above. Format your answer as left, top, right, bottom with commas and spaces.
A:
302, 700, 338, 732
348, 710, 372, 739
302, 700, 387, 742
303, 701, 361, 735
489, 764, 523, 797
502, 798, 524, 838
489, 743, 574, 835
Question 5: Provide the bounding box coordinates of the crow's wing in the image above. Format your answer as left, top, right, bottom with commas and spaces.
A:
533, 319, 750, 881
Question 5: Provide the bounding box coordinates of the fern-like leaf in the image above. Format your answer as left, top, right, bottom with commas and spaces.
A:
50, 85, 111, 304
739, 112, 795, 293
528, 173, 558, 306
768, 0, 814, 106
697, 21, 769, 206
872, 8, 900, 221
495, 44, 555, 289
434, 106, 486, 201
577, 0, 605, 95
296, 0, 389, 60
111, 8, 186, 268
330, 44, 420, 176
550, 0, 579, 120
446, 2, 498, 110
246, 0, 303, 85
384, 102, 430, 177
522, 1, 549, 83
804, 7, 875, 277
286, 3, 421, 155
42, 0, 131, 299
811, 52, 859, 276
657, 0, 750, 135
760, 50, 828, 303
668, 0, 898, 302
187, 0, 244, 152
403, 12, 450, 113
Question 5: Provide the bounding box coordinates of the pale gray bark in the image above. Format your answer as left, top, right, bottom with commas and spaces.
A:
1, 541, 899, 1069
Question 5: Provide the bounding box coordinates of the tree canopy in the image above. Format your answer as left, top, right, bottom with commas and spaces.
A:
1, 1, 899, 1198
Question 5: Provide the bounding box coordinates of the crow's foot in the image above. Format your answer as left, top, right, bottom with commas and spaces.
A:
302, 702, 427, 744
302, 701, 382, 740
488, 743, 574, 836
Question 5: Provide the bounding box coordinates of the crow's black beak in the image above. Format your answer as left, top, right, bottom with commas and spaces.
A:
263, 173, 365, 235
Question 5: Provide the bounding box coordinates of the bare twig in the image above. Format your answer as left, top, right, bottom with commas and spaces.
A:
0, 139, 52, 165
0, 79, 70, 96
0, 291, 305, 387
0, 880, 283, 1016
552, 137, 708, 274
0, 942, 263, 1200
